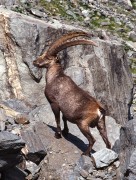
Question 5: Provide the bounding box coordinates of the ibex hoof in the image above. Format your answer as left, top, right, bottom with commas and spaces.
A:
55, 132, 62, 139
107, 143, 112, 149
82, 152, 91, 157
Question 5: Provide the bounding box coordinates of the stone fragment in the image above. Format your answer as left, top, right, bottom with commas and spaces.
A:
96, 171, 106, 178
78, 155, 95, 172
0, 104, 20, 118
11, 128, 21, 136
74, 155, 95, 178
26, 160, 40, 177
129, 31, 136, 42
21, 129, 47, 164
114, 160, 120, 168
92, 148, 118, 168
80, 169, 89, 178
14, 114, 29, 124
0, 103, 29, 124
30, 8, 47, 18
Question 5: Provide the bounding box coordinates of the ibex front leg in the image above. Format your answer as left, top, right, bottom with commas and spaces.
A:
50, 103, 61, 139
62, 115, 69, 137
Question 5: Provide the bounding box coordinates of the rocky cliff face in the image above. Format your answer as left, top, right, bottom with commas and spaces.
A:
0, 1, 135, 180
0, 8, 133, 124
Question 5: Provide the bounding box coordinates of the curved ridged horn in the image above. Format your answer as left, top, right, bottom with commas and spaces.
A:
48, 39, 97, 56
46, 31, 89, 56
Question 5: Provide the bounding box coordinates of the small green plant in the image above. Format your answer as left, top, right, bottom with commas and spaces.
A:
129, 58, 136, 80
131, 0, 136, 9
12, 6, 24, 13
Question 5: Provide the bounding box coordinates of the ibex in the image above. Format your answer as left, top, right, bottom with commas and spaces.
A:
33, 31, 111, 156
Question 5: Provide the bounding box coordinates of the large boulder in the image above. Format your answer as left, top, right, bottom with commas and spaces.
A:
0, 131, 25, 170
119, 119, 136, 180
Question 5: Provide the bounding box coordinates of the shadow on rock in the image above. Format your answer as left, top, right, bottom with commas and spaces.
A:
47, 125, 95, 154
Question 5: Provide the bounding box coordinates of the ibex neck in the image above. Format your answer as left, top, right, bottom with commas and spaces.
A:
46, 63, 63, 83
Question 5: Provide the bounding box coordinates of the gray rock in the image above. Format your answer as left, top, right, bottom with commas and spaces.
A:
0, 131, 25, 154
1, 167, 27, 180
118, 119, 136, 179
128, 174, 136, 180
116, 0, 132, 9
101, 21, 110, 26
96, 171, 106, 178
74, 155, 95, 178
0, 0, 18, 7
92, 148, 118, 168
3, 99, 32, 114
65, 67, 86, 87
127, 149, 136, 178
0, 153, 23, 170
0, 131, 25, 170
66, 10, 77, 19
30, 8, 47, 18
113, 160, 120, 168
0, 102, 30, 125
129, 31, 136, 42
78, 155, 95, 172
26, 160, 40, 176
21, 129, 47, 164
0, 109, 6, 131
80, 169, 89, 178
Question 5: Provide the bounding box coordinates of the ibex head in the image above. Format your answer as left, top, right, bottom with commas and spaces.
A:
33, 31, 97, 68
33, 53, 59, 68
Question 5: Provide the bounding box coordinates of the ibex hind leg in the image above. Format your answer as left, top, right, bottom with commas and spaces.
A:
97, 114, 111, 149
50, 103, 62, 139
77, 121, 96, 156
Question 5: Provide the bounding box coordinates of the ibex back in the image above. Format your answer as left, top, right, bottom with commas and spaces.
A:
33, 31, 111, 156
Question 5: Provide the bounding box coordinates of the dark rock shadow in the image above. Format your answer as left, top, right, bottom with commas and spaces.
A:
47, 125, 95, 154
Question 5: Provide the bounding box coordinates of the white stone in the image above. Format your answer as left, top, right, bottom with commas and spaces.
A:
26, 161, 40, 176
82, 9, 90, 18
92, 148, 118, 168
